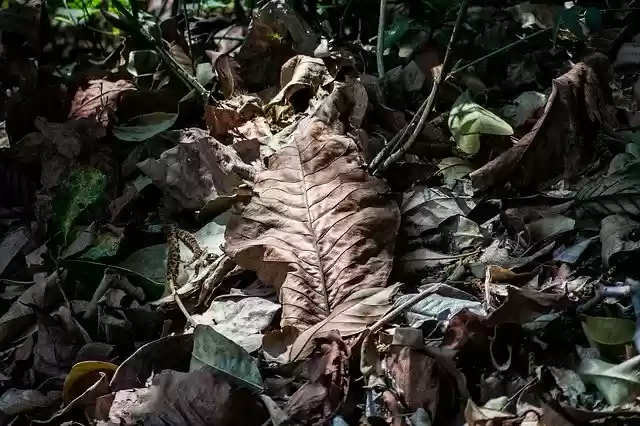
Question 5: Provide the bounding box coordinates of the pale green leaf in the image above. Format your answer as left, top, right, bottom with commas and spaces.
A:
127, 50, 159, 77
448, 91, 514, 155
579, 355, 640, 405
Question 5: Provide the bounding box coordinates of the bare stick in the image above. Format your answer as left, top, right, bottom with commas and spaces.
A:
378, 0, 468, 171
169, 278, 196, 327
369, 283, 442, 333
376, 0, 387, 78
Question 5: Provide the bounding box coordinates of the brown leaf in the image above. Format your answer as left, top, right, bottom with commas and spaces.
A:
69, 79, 136, 126
470, 53, 616, 191
204, 95, 264, 138
224, 107, 400, 330
289, 284, 401, 362
268, 55, 333, 107
283, 335, 349, 425
137, 128, 255, 210
207, 51, 240, 99
484, 286, 571, 327
107, 370, 267, 425
235, 0, 319, 91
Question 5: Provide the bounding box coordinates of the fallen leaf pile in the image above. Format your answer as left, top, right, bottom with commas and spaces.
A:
5, 1, 640, 425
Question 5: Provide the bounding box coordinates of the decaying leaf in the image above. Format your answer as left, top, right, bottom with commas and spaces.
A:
0, 227, 29, 277
138, 128, 255, 210
69, 79, 136, 126
579, 355, 640, 406
267, 55, 333, 107
470, 53, 616, 191
600, 214, 640, 268
225, 96, 400, 330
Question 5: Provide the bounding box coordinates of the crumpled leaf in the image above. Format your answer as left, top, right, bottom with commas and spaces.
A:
485, 286, 570, 326
401, 185, 476, 237
284, 335, 349, 425
192, 296, 280, 353
289, 284, 401, 362
268, 55, 332, 107
138, 128, 255, 210
107, 370, 267, 426
262, 326, 300, 364
395, 284, 486, 328
579, 354, 640, 406
69, 79, 136, 126
448, 91, 514, 155
225, 93, 400, 331
53, 167, 107, 239
464, 399, 516, 425
235, 0, 319, 91
600, 214, 640, 267
0, 227, 29, 277
471, 53, 615, 191
0, 270, 63, 347
113, 112, 178, 142
190, 325, 263, 393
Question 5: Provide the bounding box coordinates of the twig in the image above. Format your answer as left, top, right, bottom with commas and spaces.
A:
181, 0, 196, 75
369, 283, 442, 333
376, 0, 387, 78
376, 0, 469, 172
169, 278, 196, 327
447, 27, 552, 79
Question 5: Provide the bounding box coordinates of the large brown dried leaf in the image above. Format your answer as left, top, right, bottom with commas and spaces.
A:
224, 113, 399, 331
470, 53, 616, 191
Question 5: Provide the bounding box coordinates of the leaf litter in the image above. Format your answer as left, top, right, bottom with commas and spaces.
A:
5, 1, 640, 425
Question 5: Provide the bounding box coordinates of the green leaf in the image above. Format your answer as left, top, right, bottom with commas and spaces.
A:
53, 168, 107, 239
127, 50, 159, 77
190, 325, 263, 393
196, 63, 214, 86
118, 244, 167, 285
448, 91, 513, 155
583, 7, 602, 33
579, 355, 640, 406
557, 7, 584, 39
81, 231, 121, 259
113, 112, 178, 142
383, 13, 411, 50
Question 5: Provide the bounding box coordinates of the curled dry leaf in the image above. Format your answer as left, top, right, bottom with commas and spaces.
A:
225, 99, 400, 331
69, 79, 136, 126
268, 55, 333, 107
137, 128, 255, 210
470, 53, 616, 191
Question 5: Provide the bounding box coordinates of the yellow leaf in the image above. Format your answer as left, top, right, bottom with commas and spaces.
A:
63, 361, 117, 404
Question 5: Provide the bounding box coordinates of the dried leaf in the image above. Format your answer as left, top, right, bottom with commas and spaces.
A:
63, 361, 117, 404
225, 111, 400, 330
438, 157, 474, 187
471, 53, 615, 191
69, 79, 136, 126
485, 286, 570, 326
268, 55, 332, 107
138, 128, 255, 210
600, 215, 640, 267
500, 91, 548, 128
0, 227, 29, 276
289, 284, 400, 361
573, 162, 640, 218
582, 316, 635, 360
579, 355, 640, 405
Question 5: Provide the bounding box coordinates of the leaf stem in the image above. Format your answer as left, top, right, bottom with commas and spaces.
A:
63, 259, 161, 287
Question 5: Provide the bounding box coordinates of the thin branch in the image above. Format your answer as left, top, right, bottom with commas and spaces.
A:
181, 0, 196, 75
376, 0, 387, 78
169, 278, 196, 327
378, 0, 468, 172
